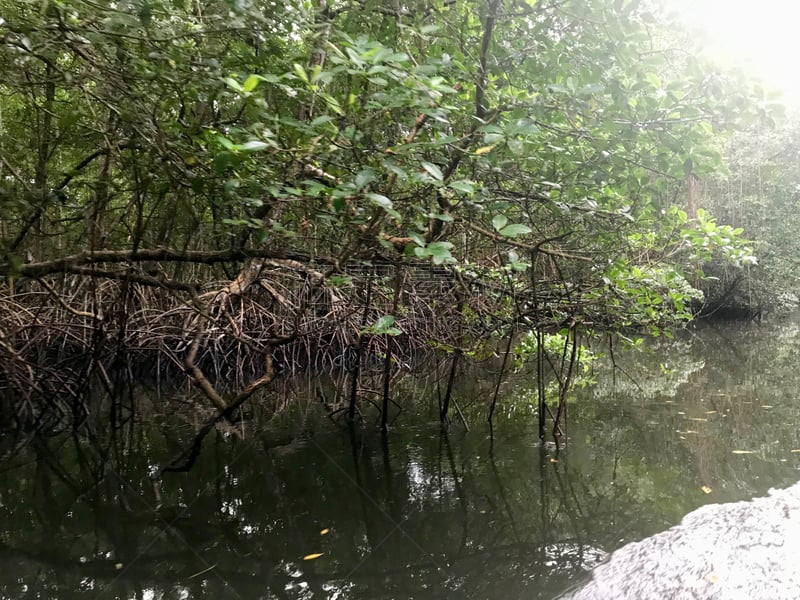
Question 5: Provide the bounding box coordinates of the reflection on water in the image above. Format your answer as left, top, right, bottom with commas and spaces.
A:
2, 319, 800, 599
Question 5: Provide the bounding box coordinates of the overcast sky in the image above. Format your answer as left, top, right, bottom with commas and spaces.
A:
667, 0, 800, 103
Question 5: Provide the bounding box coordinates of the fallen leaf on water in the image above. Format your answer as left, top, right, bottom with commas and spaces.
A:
320, 528, 330, 535
303, 553, 325, 561
701, 485, 712, 494
549, 458, 559, 463
732, 450, 756, 454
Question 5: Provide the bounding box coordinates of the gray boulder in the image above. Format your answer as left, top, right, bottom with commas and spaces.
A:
563, 482, 800, 599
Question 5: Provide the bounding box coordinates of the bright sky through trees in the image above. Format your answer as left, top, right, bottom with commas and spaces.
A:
670, 0, 800, 104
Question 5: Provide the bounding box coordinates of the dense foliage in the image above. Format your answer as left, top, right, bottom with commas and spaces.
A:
0, 0, 783, 431
695, 113, 800, 317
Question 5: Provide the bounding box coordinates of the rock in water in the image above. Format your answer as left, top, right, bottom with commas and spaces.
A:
562, 482, 800, 599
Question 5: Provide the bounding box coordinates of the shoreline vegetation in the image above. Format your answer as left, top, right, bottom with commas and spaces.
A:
0, 0, 790, 458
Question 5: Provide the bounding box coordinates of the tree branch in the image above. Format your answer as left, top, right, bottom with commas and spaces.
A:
3, 247, 320, 278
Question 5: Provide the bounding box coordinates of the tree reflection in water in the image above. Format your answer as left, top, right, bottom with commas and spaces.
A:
2, 320, 800, 599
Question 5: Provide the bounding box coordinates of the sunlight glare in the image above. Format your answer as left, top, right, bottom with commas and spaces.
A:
668, 0, 800, 103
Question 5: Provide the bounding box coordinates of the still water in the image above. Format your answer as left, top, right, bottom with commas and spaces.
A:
2, 319, 800, 599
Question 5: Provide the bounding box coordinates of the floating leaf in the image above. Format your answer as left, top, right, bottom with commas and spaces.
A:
701, 485, 712, 494
320, 528, 330, 535
303, 553, 325, 561
704, 572, 719, 584
549, 458, 559, 463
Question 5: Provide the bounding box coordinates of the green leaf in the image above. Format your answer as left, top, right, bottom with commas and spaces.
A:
321, 93, 344, 115
239, 140, 269, 152
366, 193, 392, 209
421, 161, 443, 181
213, 152, 234, 174
374, 315, 394, 328
510, 119, 539, 136
449, 180, 475, 194
414, 241, 454, 264
499, 224, 532, 238
224, 77, 243, 92
310, 115, 334, 127
293, 63, 309, 84
367, 193, 401, 219
492, 214, 508, 231
363, 315, 402, 336
409, 231, 426, 247
242, 74, 261, 92
355, 169, 376, 190
427, 241, 454, 264
328, 274, 352, 287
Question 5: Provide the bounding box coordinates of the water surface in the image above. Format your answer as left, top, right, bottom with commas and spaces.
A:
2, 319, 800, 599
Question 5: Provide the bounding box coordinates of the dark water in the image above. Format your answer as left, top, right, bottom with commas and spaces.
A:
2, 320, 800, 599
